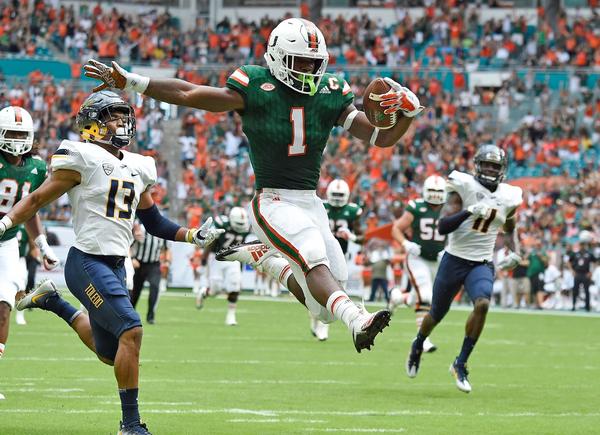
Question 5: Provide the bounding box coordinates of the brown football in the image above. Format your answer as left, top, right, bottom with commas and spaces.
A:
363, 78, 400, 129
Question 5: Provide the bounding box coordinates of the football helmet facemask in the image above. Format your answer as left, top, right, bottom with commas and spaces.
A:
474, 144, 507, 191
423, 175, 447, 205
265, 18, 329, 96
76, 90, 135, 148
326, 179, 350, 208
229, 207, 250, 233
0, 106, 34, 156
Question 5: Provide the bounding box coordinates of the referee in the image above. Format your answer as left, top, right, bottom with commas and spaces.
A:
130, 227, 170, 324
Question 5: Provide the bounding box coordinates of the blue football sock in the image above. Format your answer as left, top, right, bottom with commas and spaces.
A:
456, 336, 477, 365
413, 331, 427, 352
119, 388, 140, 428
44, 293, 80, 325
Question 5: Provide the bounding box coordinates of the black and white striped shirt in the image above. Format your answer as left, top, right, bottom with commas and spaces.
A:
132, 232, 167, 264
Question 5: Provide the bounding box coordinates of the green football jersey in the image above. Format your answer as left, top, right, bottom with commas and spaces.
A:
211, 215, 250, 253
226, 66, 354, 190
324, 202, 362, 254
0, 154, 47, 241
406, 199, 446, 261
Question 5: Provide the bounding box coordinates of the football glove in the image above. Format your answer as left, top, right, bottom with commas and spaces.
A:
467, 203, 492, 219
335, 227, 357, 242
185, 217, 225, 248
378, 78, 425, 118
34, 235, 60, 271
498, 251, 522, 271
0, 216, 9, 239
402, 240, 422, 257
83, 59, 150, 94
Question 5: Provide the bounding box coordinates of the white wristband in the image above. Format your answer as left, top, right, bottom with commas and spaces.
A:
34, 234, 50, 253
0, 215, 13, 231
342, 109, 359, 131
369, 127, 380, 146
126, 72, 150, 94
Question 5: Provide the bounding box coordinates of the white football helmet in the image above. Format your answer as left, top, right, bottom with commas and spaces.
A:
229, 207, 250, 233
423, 175, 447, 205
264, 18, 329, 96
326, 179, 350, 208
0, 106, 34, 156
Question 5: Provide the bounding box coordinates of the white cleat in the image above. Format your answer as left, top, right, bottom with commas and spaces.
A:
15, 310, 26, 325
314, 320, 329, 341
450, 359, 472, 393
196, 287, 207, 309
351, 309, 391, 353
216, 240, 278, 271
423, 337, 437, 353
16, 279, 58, 311
225, 310, 237, 326
0, 392, 5, 400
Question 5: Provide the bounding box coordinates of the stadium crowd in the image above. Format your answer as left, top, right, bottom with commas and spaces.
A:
2, 1, 600, 69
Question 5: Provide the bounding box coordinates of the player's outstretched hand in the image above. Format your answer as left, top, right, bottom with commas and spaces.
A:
83, 59, 150, 94
402, 240, 422, 257
379, 78, 424, 118
35, 235, 60, 270
498, 251, 522, 271
186, 217, 225, 248
467, 203, 491, 219
336, 227, 357, 242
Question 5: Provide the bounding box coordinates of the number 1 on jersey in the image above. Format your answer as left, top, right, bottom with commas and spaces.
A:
288, 107, 307, 156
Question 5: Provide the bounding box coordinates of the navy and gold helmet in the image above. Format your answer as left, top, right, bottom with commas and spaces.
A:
76, 91, 135, 148
473, 144, 507, 191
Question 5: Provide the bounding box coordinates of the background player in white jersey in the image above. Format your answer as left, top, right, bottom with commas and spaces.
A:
405, 145, 523, 393
0, 106, 59, 400
199, 207, 252, 325
390, 175, 447, 353
0, 91, 222, 433
84, 18, 424, 352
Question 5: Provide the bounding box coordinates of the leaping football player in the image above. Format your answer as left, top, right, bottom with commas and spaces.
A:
405, 145, 523, 393
390, 175, 447, 353
0, 91, 222, 434
84, 18, 424, 353
0, 106, 59, 400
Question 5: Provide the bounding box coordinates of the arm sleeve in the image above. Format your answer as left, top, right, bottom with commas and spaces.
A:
226, 67, 249, 108
136, 204, 182, 241
438, 210, 472, 235
50, 141, 88, 182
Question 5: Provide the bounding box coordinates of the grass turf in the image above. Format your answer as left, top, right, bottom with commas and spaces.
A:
1, 292, 599, 434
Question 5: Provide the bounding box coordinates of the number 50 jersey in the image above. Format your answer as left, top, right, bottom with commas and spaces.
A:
51, 140, 157, 256
445, 170, 522, 262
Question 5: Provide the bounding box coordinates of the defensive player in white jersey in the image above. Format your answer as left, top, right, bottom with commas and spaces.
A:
390, 175, 447, 353
405, 145, 523, 393
200, 207, 252, 325
83, 18, 424, 352
0, 106, 59, 400
0, 91, 222, 434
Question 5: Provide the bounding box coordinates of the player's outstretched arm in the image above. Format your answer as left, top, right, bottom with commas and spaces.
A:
24, 214, 60, 270
136, 190, 224, 247
83, 59, 244, 113
340, 104, 415, 148
0, 170, 80, 238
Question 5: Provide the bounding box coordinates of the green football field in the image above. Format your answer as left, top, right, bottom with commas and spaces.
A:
1, 292, 599, 434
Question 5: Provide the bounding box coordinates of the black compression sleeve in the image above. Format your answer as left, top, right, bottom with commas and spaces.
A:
438, 210, 472, 235
135, 204, 182, 241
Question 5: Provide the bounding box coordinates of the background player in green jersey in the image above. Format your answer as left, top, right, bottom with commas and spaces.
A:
85, 17, 424, 352
0, 106, 58, 398
198, 207, 252, 325
391, 175, 447, 353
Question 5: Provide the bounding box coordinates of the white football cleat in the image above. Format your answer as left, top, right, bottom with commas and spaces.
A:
450, 359, 472, 393
0, 392, 5, 400
314, 320, 329, 341
423, 337, 437, 353
351, 309, 391, 353
225, 310, 237, 326
15, 310, 26, 325
216, 240, 278, 272
16, 279, 58, 311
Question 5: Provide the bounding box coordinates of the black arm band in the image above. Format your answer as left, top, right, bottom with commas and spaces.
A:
438, 210, 471, 235
136, 204, 182, 241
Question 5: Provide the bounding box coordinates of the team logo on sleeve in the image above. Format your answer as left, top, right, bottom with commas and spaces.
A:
260, 83, 275, 91
102, 162, 114, 176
